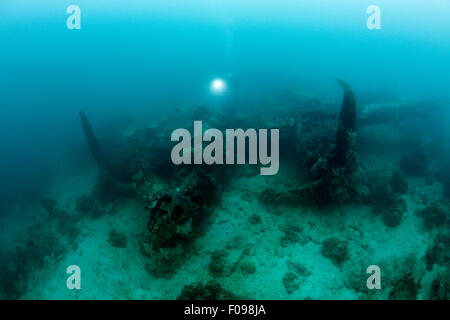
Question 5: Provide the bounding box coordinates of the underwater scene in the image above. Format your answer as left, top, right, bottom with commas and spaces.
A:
0, 1, 449, 300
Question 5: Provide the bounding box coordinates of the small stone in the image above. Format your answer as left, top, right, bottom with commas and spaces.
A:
283, 271, 300, 294
248, 213, 261, 225
108, 228, 127, 248
382, 197, 407, 228
209, 250, 226, 276
321, 237, 348, 266
240, 260, 256, 275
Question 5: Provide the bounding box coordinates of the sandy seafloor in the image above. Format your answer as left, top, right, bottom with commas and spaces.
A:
0, 144, 440, 300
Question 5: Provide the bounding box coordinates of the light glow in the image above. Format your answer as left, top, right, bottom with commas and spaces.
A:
210, 78, 227, 94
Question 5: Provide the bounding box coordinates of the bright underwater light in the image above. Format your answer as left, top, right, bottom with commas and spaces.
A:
210, 78, 227, 94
